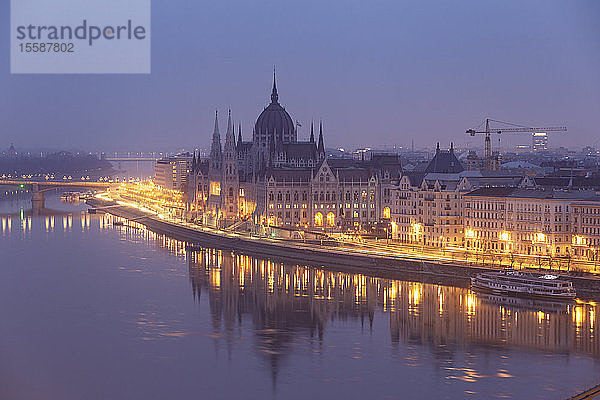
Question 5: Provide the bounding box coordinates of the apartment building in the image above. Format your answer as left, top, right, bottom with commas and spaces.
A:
154, 153, 193, 190
463, 188, 600, 259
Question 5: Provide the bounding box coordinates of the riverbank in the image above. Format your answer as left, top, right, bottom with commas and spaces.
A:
87, 197, 600, 299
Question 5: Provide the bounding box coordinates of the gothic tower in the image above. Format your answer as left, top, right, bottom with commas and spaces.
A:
222, 110, 239, 219
208, 111, 222, 216
317, 120, 325, 161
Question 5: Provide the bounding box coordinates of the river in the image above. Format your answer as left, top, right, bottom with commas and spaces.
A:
1, 190, 599, 399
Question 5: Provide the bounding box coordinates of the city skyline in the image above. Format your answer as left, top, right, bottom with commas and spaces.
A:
3, 2, 600, 399
1, 1, 599, 152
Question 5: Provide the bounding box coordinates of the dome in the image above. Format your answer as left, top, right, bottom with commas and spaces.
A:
254, 74, 295, 142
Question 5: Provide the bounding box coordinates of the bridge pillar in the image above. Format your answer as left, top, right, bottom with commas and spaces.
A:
31, 183, 45, 215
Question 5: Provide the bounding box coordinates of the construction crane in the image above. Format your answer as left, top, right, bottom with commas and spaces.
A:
466, 118, 567, 170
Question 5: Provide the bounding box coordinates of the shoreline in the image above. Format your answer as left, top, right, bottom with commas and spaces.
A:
86, 197, 600, 300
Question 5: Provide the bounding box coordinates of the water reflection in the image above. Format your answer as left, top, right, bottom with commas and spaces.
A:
3, 209, 599, 397
101, 213, 600, 364
5, 211, 600, 363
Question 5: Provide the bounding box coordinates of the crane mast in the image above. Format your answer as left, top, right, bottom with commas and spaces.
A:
466, 118, 567, 171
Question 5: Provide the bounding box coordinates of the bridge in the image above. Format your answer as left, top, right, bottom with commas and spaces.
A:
104, 157, 157, 162
0, 180, 110, 214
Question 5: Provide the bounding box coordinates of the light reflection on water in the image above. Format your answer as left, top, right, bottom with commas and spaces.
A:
104, 212, 600, 360
1, 195, 600, 399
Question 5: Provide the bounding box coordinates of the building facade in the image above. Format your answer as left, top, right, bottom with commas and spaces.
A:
463, 188, 600, 263
186, 75, 402, 230
154, 153, 193, 190
391, 145, 532, 248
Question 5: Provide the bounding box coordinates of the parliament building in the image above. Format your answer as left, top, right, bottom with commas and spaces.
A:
187, 74, 403, 230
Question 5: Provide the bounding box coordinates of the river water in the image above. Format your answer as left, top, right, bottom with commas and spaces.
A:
1, 191, 599, 399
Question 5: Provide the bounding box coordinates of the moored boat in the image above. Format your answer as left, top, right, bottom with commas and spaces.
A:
471, 269, 576, 301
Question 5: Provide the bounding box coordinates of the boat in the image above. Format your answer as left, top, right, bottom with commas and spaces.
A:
471, 269, 576, 301
60, 191, 82, 202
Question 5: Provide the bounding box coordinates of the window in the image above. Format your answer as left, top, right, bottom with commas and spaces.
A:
383, 207, 391, 219
315, 212, 323, 226
210, 181, 221, 196
327, 212, 335, 227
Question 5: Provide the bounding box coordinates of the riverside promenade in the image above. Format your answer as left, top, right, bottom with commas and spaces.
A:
87, 197, 600, 298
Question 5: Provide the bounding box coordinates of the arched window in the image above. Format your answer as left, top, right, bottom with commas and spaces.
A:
229, 187, 233, 197
383, 207, 391, 219
314, 212, 323, 226
327, 212, 335, 227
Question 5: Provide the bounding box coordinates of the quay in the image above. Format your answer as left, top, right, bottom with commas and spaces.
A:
568, 382, 600, 400
86, 197, 600, 299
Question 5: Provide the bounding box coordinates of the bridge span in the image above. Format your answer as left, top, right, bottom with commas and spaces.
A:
0, 180, 110, 213
104, 157, 157, 162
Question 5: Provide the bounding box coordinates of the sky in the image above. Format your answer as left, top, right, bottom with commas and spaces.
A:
1, 0, 599, 153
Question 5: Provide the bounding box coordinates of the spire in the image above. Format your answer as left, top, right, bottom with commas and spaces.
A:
209, 110, 222, 171
309, 121, 315, 143
271, 67, 278, 103
436, 142, 440, 153
213, 110, 220, 138
450, 142, 454, 153
317, 120, 324, 154
224, 109, 235, 152
237, 123, 242, 145
226, 109, 232, 135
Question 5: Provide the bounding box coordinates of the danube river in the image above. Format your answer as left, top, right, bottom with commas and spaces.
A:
1, 191, 600, 399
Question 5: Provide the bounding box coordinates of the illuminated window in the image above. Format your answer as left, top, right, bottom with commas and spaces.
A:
210, 182, 221, 196
327, 212, 335, 227
314, 212, 323, 226
383, 207, 391, 219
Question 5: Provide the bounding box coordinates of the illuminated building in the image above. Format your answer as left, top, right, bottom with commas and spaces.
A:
571, 201, 600, 262
392, 146, 532, 247
154, 153, 193, 190
463, 187, 600, 260
532, 132, 548, 152
186, 74, 402, 230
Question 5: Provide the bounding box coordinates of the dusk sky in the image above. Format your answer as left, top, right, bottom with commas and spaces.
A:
1, 0, 599, 153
